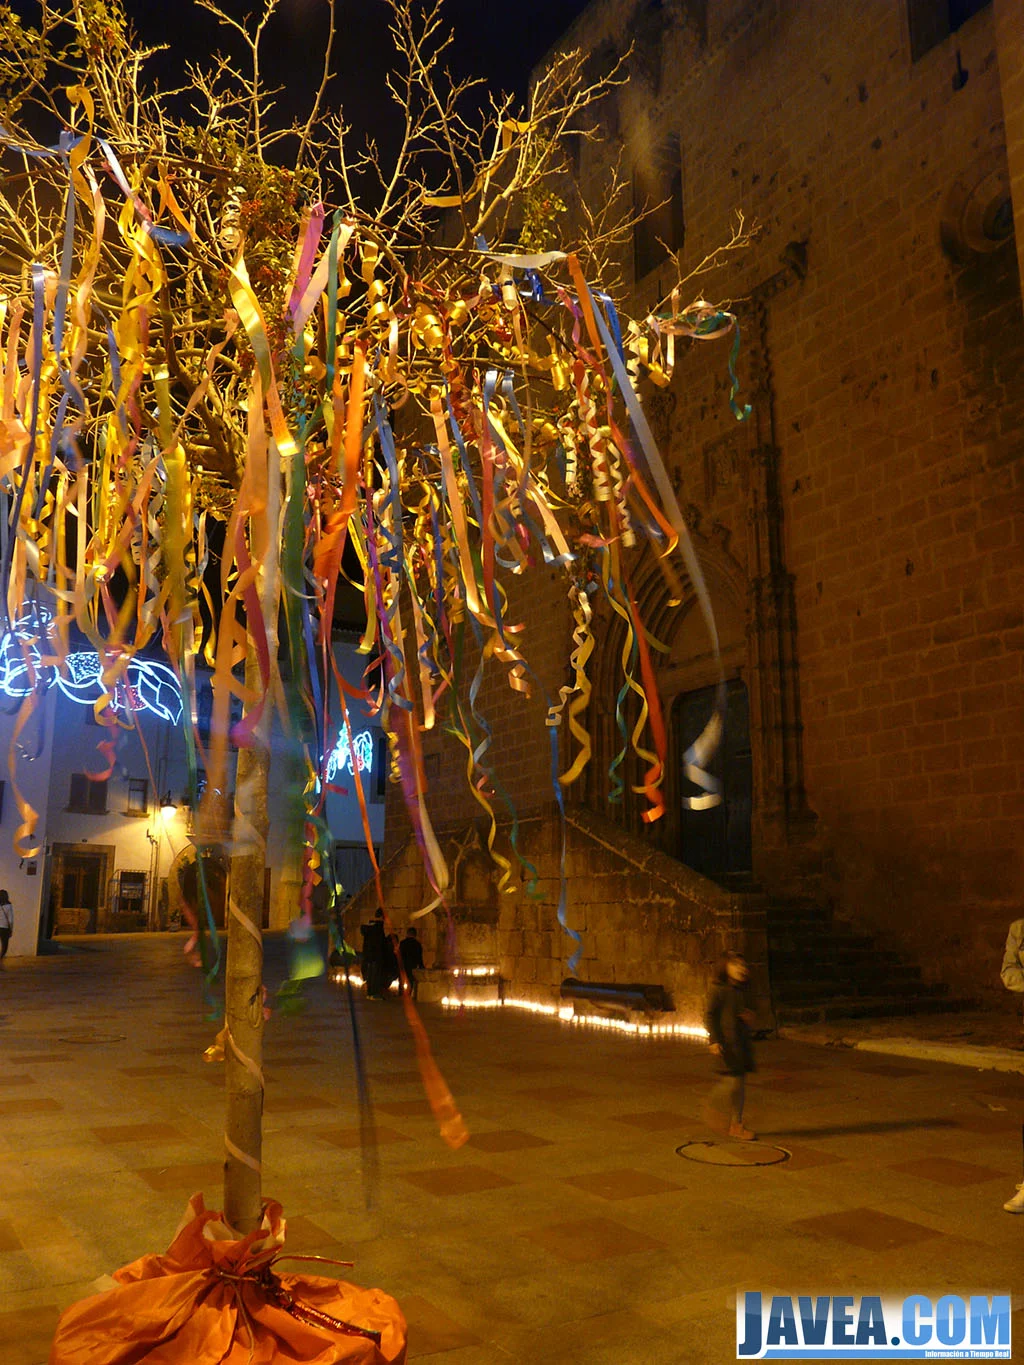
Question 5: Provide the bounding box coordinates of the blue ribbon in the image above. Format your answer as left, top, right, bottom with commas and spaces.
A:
0, 124, 80, 159
324, 215, 343, 398
727, 322, 752, 421
366, 402, 412, 714
34, 142, 85, 518
372, 397, 405, 574
523, 268, 556, 305
0, 267, 47, 633
445, 397, 484, 528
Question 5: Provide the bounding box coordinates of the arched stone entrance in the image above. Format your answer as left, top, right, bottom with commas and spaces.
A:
581, 531, 813, 889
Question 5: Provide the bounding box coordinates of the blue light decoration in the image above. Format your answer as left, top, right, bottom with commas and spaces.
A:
0, 610, 183, 724
325, 727, 374, 785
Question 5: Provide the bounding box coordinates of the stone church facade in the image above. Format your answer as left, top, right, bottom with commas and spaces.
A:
351, 0, 1024, 1023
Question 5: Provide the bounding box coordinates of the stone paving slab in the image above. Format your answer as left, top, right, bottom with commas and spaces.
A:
0, 935, 1021, 1364
780, 1004, 1024, 1069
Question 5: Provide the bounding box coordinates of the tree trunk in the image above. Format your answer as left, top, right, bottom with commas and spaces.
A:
224, 644, 271, 1234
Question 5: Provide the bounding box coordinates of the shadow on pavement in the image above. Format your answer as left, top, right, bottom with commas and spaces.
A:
760, 1118, 963, 1138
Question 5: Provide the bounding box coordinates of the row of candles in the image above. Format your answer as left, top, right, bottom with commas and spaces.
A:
439, 992, 709, 1040
327, 964, 709, 1040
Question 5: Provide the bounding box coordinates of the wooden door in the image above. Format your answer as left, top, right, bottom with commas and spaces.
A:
61, 852, 104, 932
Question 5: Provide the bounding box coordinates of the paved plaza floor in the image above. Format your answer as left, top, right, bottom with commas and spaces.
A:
0, 934, 1021, 1364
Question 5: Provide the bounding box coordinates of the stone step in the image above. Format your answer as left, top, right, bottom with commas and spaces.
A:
767, 909, 832, 929
772, 972, 920, 996
769, 948, 904, 972
769, 942, 907, 969
767, 895, 827, 914
772, 978, 948, 1004
769, 927, 878, 947
720, 874, 764, 893
769, 949, 910, 971
771, 975, 930, 1002
766, 894, 949, 1027
775, 994, 972, 1026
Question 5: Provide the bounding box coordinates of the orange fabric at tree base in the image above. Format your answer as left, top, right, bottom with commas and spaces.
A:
49, 1194, 407, 1365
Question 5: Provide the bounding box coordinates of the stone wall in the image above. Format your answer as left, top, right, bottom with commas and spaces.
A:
381, 567, 574, 862
552, 0, 1022, 998
347, 806, 771, 1029
995, 0, 1024, 305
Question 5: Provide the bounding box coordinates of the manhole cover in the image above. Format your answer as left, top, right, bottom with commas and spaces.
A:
676, 1139, 791, 1167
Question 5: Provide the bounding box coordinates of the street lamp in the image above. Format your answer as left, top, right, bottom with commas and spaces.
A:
146, 793, 177, 931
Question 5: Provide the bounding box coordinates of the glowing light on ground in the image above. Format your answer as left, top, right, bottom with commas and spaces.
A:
439, 993, 709, 1039
328, 963, 707, 1038
329, 969, 366, 987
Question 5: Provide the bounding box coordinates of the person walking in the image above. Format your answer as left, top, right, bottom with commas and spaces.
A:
703, 950, 757, 1141
0, 890, 12, 963
399, 927, 425, 999
999, 917, 1024, 1213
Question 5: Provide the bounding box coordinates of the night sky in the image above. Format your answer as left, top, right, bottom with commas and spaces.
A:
128, 0, 595, 150
7, 0, 597, 173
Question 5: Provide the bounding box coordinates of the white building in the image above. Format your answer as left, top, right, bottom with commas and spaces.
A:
0, 621, 384, 956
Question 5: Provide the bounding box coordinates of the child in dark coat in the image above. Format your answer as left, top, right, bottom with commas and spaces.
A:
703, 950, 757, 1141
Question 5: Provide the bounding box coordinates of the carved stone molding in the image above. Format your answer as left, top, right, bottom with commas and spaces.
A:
579, 250, 815, 888
703, 427, 753, 502
645, 386, 678, 451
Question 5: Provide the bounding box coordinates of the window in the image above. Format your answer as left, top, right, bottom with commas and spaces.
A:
126, 779, 148, 816
113, 870, 147, 923
68, 772, 107, 814
196, 681, 213, 747
633, 137, 685, 282
908, 0, 990, 61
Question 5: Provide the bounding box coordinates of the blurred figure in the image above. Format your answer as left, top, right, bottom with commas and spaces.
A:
703, 950, 757, 1141
0, 890, 11, 962
399, 927, 425, 999
1000, 916, 1024, 996
999, 917, 1024, 1212
360, 909, 387, 1000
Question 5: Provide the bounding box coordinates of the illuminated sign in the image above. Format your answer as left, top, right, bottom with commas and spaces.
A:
325, 728, 374, 784
0, 612, 183, 724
